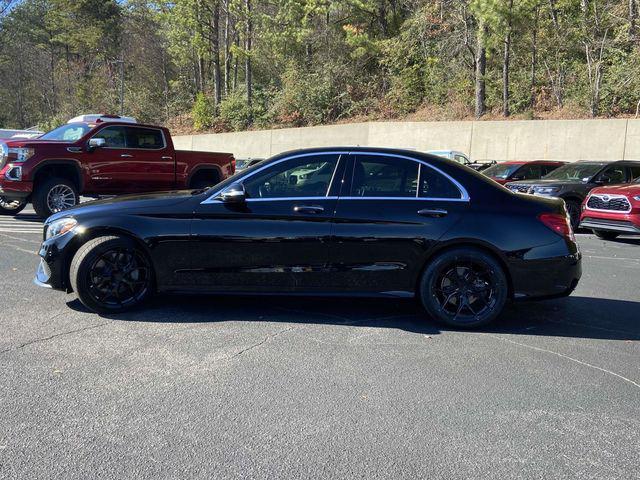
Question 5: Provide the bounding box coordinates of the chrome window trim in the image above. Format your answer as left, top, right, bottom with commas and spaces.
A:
201, 151, 349, 204
348, 151, 470, 201
201, 150, 470, 204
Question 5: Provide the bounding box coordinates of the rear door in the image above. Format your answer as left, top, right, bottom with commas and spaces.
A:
328, 152, 469, 295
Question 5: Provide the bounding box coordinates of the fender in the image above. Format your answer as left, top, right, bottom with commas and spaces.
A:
30, 158, 85, 191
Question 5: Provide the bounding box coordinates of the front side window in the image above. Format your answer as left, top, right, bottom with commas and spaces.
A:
92, 126, 127, 148
483, 163, 521, 179
515, 164, 541, 180
351, 155, 418, 197
598, 166, 626, 184
126, 127, 165, 149
454, 155, 468, 165
244, 154, 339, 199
629, 166, 640, 182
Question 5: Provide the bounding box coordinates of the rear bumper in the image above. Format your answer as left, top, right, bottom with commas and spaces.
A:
579, 216, 640, 235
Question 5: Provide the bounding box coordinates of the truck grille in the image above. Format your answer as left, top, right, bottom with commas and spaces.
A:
507, 184, 532, 194
587, 194, 631, 212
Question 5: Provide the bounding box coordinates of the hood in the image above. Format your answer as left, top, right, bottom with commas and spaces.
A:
1, 139, 74, 148
506, 178, 586, 187
47, 190, 200, 223
590, 183, 640, 195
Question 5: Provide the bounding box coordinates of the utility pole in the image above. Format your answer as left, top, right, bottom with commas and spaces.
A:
111, 58, 125, 115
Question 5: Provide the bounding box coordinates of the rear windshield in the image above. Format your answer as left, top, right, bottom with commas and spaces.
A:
483, 163, 521, 179
40, 123, 92, 141
542, 163, 603, 181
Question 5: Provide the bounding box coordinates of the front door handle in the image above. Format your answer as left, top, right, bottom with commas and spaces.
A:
417, 208, 448, 218
293, 205, 325, 214
120, 153, 133, 158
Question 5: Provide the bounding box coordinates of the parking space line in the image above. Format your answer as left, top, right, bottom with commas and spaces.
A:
485, 334, 640, 390
0, 233, 41, 244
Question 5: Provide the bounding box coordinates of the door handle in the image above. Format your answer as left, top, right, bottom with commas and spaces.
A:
120, 153, 133, 158
417, 208, 448, 218
293, 205, 325, 214
161, 156, 173, 160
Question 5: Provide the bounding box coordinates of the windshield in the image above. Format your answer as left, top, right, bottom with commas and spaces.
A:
40, 123, 92, 141
542, 163, 603, 181
483, 163, 521, 179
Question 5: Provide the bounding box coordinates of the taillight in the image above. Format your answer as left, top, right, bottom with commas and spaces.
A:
538, 212, 575, 241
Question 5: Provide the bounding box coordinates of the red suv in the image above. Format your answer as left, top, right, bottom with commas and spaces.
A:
0, 115, 235, 218
580, 179, 640, 239
482, 160, 567, 185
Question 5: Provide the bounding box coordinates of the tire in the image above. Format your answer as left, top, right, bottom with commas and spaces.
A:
0, 196, 27, 215
70, 235, 154, 314
419, 247, 508, 329
564, 200, 581, 231
593, 230, 619, 240
32, 176, 79, 218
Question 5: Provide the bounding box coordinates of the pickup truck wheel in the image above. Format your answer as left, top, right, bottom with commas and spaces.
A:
32, 177, 79, 218
0, 197, 27, 215
70, 235, 154, 314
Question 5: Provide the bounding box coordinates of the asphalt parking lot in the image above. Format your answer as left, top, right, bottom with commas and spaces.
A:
1, 206, 639, 479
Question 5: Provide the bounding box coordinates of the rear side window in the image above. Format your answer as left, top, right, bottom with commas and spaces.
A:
351, 155, 418, 197
92, 126, 127, 148
126, 127, 165, 149
628, 165, 640, 181
419, 165, 462, 199
516, 164, 541, 180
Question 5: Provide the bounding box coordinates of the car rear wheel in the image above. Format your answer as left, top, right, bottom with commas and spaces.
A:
419, 247, 508, 328
593, 230, 619, 240
564, 200, 581, 230
32, 177, 79, 218
0, 196, 26, 215
70, 235, 154, 314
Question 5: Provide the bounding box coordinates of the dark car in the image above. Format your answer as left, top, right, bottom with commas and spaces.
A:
505, 160, 640, 229
34, 147, 581, 328
483, 160, 567, 185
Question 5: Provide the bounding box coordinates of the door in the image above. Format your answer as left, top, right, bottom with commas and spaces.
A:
85, 125, 174, 194
328, 152, 469, 295
188, 152, 345, 292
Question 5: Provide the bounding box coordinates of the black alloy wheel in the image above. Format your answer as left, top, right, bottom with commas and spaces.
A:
420, 248, 508, 328
0, 196, 27, 215
70, 236, 153, 313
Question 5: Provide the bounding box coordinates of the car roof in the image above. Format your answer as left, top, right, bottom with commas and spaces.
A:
273, 146, 455, 163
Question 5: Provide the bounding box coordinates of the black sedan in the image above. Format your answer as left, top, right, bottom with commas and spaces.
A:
35, 147, 582, 328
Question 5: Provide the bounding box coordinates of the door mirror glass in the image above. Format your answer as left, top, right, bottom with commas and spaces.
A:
87, 137, 106, 150
219, 183, 246, 203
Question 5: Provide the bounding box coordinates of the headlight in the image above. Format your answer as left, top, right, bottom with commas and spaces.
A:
46, 218, 77, 240
533, 186, 560, 195
634, 195, 640, 201
8, 147, 35, 163
0, 142, 7, 167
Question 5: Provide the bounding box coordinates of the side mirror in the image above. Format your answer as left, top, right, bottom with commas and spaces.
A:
219, 183, 246, 203
87, 138, 106, 151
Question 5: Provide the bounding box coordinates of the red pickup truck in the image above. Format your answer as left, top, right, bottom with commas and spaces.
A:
0, 115, 234, 218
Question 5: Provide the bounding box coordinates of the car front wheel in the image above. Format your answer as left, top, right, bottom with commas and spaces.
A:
70, 235, 154, 314
419, 247, 508, 328
32, 177, 79, 218
0, 196, 27, 215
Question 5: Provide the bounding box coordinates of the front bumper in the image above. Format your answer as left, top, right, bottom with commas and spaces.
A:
0, 178, 32, 200
580, 215, 640, 235
33, 230, 79, 291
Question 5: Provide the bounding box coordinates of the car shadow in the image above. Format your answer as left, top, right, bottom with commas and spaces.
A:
66, 294, 640, 341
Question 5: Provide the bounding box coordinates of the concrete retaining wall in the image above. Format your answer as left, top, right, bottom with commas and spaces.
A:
173, 119, 640, 162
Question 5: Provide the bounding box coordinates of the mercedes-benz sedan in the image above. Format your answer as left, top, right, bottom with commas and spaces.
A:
35, 147, 582, 328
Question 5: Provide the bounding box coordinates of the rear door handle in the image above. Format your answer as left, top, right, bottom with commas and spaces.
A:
120, 154, 133, 158
161, 156, 173, 160
417, 208, 448, 218
293, 205, 325, 214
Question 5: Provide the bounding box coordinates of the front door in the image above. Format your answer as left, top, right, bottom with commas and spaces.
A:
328, 152, 469, 295
188, 152, 346, 292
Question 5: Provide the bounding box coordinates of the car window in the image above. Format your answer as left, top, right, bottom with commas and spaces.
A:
419, 165, 462, 199
244, 154, 339, 199
126, 127, 165, 149
541, 164, 561, 176
515, 164, 541, 180
92, 126, 127, 148
351, 155, 418, 197
598, 166, 626, 184
627, 165, 640, 181
454, 155, 468, 165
